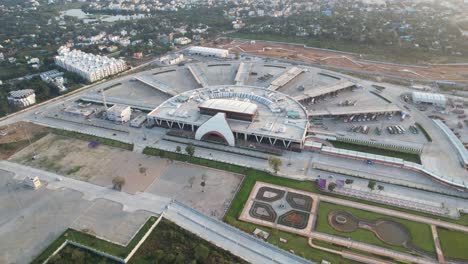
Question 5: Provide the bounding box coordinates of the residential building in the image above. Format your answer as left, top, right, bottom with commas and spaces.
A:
7, 89, 36, 108
54, 47, 127, 82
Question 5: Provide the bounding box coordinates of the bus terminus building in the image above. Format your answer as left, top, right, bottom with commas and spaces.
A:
147, 86, 309, 151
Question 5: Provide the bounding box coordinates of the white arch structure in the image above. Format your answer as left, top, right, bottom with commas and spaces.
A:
195, 113, 236, 146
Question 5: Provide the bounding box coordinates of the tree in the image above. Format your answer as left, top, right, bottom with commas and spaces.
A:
176, 145, 182, 153
268, 157, 283, 174
345, 179, 354, 184
378, 185, 384, 191
112, 176, 125, 191
194, 244, 210, 261
328, 182, 337, 192
368, 180, 376, 190
185, 144, 195, 158
201, 173, 207, 192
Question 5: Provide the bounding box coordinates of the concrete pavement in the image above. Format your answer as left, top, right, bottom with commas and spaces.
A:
0, 161, 314, 264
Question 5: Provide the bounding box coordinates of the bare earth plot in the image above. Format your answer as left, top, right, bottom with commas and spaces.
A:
9, 134, 169, 194
9, 134, 244, 220
145, 161, 244, 219
211, 39, 468, 83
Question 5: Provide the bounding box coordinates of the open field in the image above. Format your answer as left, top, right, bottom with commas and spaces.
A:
438, 228, 468, 260
315, 202, 435, 254
10, 134, 158, 194
0, 122, 50, 159
210, 38, 468, 84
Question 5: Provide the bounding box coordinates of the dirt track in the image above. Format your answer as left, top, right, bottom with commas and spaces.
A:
209, 39, 468, 84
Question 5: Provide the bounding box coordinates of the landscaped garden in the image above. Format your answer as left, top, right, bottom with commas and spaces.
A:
316, 202, 435, 254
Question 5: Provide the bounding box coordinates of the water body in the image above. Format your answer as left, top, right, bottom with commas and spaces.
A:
61, 9, 147, 23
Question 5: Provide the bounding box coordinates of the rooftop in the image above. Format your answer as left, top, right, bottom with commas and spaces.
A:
199, 99, 258, 115
8, 89, 35, 98
148, 85, 308, 142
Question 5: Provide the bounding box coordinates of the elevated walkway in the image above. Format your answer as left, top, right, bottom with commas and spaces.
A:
268, 67, 304, 90
134, 76, 177, 97
187, 64, 209, 87
234, 62, 252, 85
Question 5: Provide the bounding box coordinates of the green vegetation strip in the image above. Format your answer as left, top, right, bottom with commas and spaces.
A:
31, 216, 157, 263
50, 128, 133, 151
316, 202, 435, 254
330, 140, 421, 164
437, 228, 468, 260
128, 219, 247, 264
415, 123, 432, 142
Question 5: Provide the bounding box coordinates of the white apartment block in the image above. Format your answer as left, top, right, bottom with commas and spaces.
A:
159, 53, 184, 65
54, 48, 127, 82
7, 89, 36, 108
173, 37, 192, 45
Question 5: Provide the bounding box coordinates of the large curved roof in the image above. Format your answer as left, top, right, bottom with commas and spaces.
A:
148, 85, 308, 142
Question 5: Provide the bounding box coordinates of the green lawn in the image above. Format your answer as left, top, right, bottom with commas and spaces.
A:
438, 228, 468, 260
316, 202, 435, 254
31, 216, 157, 263
329, 140, 422, 164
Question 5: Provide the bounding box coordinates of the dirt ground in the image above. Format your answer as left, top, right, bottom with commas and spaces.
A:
0, 122, 50, 159
209, 39, 468, 84
10, 134, 244, 218
0, 122, 49, 144
10, 134, 168, 194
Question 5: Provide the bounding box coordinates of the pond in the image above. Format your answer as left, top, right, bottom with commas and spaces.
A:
61, 9, 148, 23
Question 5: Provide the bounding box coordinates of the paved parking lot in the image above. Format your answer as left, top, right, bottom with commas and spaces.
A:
0, 170, 91, 264
71, 199, 151, 246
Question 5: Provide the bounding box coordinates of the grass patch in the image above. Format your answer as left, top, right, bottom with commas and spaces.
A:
316, 202, 435, 254
438, 228, 468, 260
50, 128, 133, 150
66, 165, 82, 175
329, 140, 421, 164
31, 216, 157, 263
128, 219, 247, 264
415, 123, 432, 142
